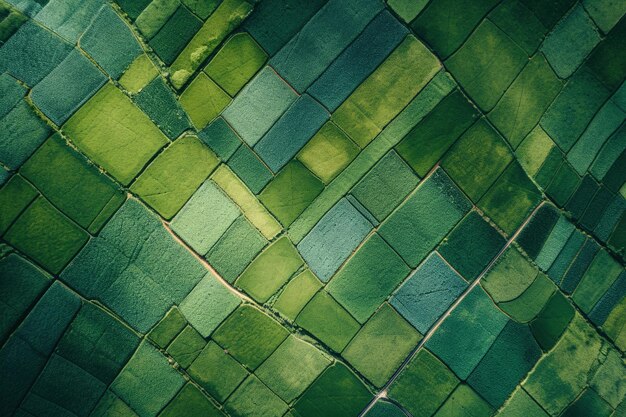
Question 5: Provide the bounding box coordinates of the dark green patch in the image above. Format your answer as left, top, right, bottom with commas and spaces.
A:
439, 210, 505, 281
396, 90, 479, 177
292, 363, 372, 417
530, 291, 575, 350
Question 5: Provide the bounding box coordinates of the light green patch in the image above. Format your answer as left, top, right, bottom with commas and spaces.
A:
259, 161, 324, 227
131, 135, 218, 219
179, 274, 241, 338
170, 0, 254, 89
179, 73, 231, 129
21, 134, 125, 233
425, 286, 509, 379
212, 305, 289, 370
387, 0, 429, 22
590, 347, 626, 409
297, 121, 359, 184
225, 376, 288, 417
534, 215, 575, 271
516, 126, 556, 178
602, 296, 626, 351
327, 234, 410, 323
499, 273, 556, 323
204, 32, 267, 96
256, 335, 331, 403
273, 270, 323, 321
119, 54, 158, 94
482, 247, 538, 303
235, 236, 303, 303
379, 168, 471, 267
296, 291, 360, 353
497, 386, 548, 417
524, 314, 604, 415
583, 0, 626, 32
148, 307, 187, 349
111, 342, 185, 417
351, 150, 419, 222
488, 54, 562, 148
91, 391, 139, 417
171, 180, 240, 255
332, 35, 441, 147
434, 384, 494, 417
211, 165, 282, 240
63, 83, 169, 185
445, 19, 527, 111
135, 0, 179, 39
343, 304, 421, 387
159, 383, 224, 417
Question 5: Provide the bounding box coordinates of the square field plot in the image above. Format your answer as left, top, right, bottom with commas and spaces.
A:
63, 83, 168, 185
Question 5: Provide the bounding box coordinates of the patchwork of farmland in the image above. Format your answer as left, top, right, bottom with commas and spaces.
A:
0, 0, 625, 416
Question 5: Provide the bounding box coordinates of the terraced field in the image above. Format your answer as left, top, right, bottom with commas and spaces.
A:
0, 0, 625, 416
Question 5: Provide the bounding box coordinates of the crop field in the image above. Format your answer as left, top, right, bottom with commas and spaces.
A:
0, 0, 625, 416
